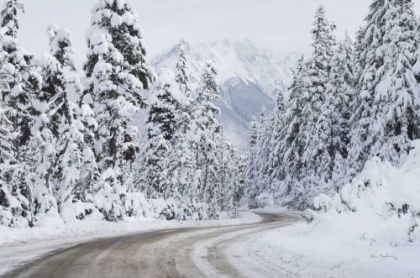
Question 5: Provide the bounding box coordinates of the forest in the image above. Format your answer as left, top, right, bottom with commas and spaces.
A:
0, 0, 243, 228
1, 0, 420, 234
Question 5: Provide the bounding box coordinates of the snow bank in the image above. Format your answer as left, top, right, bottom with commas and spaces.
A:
311, 140, 420, 244
0, 211, 261, 248
249, 141, 420, 277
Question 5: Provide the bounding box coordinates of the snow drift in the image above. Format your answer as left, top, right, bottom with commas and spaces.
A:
310, 140, 420, 244
248, 141, 420, 278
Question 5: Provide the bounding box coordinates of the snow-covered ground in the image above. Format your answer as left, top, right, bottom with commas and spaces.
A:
246, 142, 420, 278
0, 212, 261, 276
250, 215, 420, 278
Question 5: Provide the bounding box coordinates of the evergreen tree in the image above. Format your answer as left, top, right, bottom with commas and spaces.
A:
236, 154, 247, 204
0, 101, 27, 227
282, 56, 307, 208
32, 30, 71, 219
324, 34, 355, 189
220, 141, 236, 218
175, 43, 192, 99
348, 0, 419, 179
194, 61, 221, 218
142, 68, 184, 198
245, 116, 259, 208
258, 105, 267, 140
167, 110, 197, 218
0, 0, 40, 224
1, 0, 39, 148
143, 134, 170, 199
254, 105, 272, 195
265, 92, 286, 194
230, 144, 240, 214
83, 0, 154, 220
166, 45, 198, 218
300, 5, 336, 199
38, 25, 100, 222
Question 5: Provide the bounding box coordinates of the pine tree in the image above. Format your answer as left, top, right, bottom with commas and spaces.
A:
230, 144, 240, 216
38, 25, 101, 222
219, 141, 236, 218
299, 5, 336, 200
0, 0, 40, 224
245, 116, 259, 208
83, 0, 154, 220
166, 110, 197, 219
175, 43, 192, 99
349, 0, 419, 179
143, 134, 170, 199
142, 68, 185, 199
282, 56, 307, 207
194, 61, 221, 218
270, 92, 287, 189
254, 105, 271, 196
258, 105, 267, 140
32, 30, 72, 220
324, 33, 355, 189
0, 101, 27, 227
166, 45, 198, 219
236, 154, 247, 204
1, 0, 39, 148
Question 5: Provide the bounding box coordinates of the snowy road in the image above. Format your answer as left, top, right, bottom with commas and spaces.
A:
4, 212, 300, 278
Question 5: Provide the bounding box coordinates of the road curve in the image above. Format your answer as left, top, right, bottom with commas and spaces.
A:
4, 212, 301, 278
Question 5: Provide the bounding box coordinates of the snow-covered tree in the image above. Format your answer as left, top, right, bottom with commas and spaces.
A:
324, 33, 355, 189
266, 92, 286, 193
83, 0, 154, 220
236, 154, 247, 204
348, 0, 419, 179
166, 45, 199, 218
142, 134, 170, 199
39, 25, 102, 222
194, 61, 221, 218
0, 0, 42, 225
0, 102, 27, 227
1, 0, 39, 148
47, 24, 76, 72
281, 56, 307, 208
245, 116, 259, 208
251, 103, 278, 198
219, 141, 237, 218
258, 105, 267, 140
141, 68, 185, 199
175, 43, 192, 99
299, 5, 336, 198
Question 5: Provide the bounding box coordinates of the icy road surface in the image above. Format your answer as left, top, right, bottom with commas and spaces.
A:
4, 212, 300, 278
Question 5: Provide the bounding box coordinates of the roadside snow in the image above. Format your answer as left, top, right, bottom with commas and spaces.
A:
250, 217, 420, 278
0, 212, 261, 276
248, 141, 420, 278
192, 210, 300, 278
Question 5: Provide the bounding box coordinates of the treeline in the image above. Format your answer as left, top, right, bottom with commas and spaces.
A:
133, 49, 245, 220
0, 0, 243, 228
246, 1, 420, 209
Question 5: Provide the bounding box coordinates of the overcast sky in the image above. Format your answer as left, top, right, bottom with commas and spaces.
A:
18, 0, 420, 68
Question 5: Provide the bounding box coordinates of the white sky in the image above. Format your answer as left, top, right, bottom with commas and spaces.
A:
17, 0, 420, 68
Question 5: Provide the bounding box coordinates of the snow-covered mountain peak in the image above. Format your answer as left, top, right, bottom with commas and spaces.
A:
150, 38, 300, 148
151, 38, 299, 97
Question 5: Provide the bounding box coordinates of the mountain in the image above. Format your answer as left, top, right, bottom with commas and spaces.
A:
151, 38, 300, 148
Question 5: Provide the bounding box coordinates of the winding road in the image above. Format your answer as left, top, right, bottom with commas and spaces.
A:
4, 212, 300, 278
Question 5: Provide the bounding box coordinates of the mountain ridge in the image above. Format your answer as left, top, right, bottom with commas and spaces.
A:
151, 38, 300, 148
